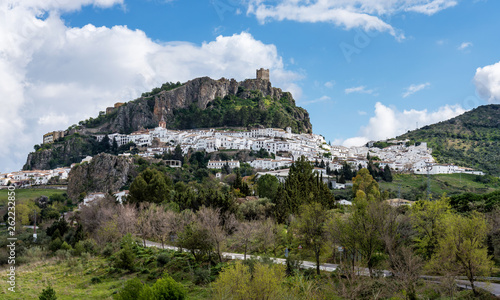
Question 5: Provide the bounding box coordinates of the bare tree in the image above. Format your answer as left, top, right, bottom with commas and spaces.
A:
233, 221, 258, 260
115, 204, 137, 236
137, 203, 153, 247
197, 206, 231, 262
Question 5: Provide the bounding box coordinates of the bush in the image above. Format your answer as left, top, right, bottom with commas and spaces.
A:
72, 241, 85, 256
194, 267, 211, 285
81, 239, 97, 254
114, 246, 136, 271
49, 238, 63, 252
60, 241, 72, 251
102, 243, 114, 257
157, 253, 170, 267
24, 246, 44, 262
55, 249, 70, 260
151, 275, 186, 300
90, 277, 102, 284
39, 285, 57, 300
114, 278, 144, 300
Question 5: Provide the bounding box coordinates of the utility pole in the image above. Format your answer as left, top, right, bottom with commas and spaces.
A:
426, 163, 432, 200
33, 210, 37, 242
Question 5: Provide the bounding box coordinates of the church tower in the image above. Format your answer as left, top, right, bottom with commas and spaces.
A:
159, 115, 166, 129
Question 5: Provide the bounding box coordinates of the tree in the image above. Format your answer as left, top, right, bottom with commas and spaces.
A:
257, 174, 279, 200
233, 221, 258, 260
341, 162, 353, 182
410, 195, 451, 259
39, 285, 57, 300
273, 156, 334, 223
430, 211, 494, 296
213, 261, 285, 300
196, 207, 235, 262
115, 234, 136, 271
382, 165, 393, 182
213, 261, 251, 300
128, 168, 172, 204
293, 202, 329, 275
173, 144, 183, 161
352, 168, 380, 202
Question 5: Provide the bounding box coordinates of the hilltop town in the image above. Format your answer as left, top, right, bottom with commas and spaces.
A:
3, 121, 484, 189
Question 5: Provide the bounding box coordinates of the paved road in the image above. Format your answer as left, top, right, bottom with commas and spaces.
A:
143, 240, 500, 296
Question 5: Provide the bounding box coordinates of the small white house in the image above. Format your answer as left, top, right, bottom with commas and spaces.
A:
207, 160, 240, 169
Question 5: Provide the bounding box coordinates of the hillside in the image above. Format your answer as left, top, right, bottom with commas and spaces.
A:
24, 76, 311, 170
398, 104, 500, 175
82, 76, 311, 134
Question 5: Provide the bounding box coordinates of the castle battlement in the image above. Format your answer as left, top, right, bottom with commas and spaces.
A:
256, 68, 270, 81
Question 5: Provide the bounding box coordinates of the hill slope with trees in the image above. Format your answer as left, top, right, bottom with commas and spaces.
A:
398, 104, 500, 175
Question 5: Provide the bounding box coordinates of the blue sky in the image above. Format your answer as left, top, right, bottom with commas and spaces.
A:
1, 0, 500, 172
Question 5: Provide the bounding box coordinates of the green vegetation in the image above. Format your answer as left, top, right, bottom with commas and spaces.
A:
399, 104, 500, 175
141, 81, 183, 98
7, 156, 500, 299
0, 189, 65, 205
171, 91, 310, 133
377, 173, 500, 201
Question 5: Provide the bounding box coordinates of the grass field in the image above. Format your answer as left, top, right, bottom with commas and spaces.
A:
0, 255, 212, 300
379, 173, 499, 200
0, 188, 66, 206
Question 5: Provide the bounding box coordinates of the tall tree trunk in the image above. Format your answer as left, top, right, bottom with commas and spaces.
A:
316, 250, 321, 275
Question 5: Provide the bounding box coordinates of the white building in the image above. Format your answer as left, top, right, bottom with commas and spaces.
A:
207, 160, 240, 169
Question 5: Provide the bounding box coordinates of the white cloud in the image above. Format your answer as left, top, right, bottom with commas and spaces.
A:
458, 42, 473, 51
474, 61, 500, 103
246, 0, 457, 39
402, 82, 430, 98
405, 0, 457, 15
0, 1, 300, 172
324, 80, 335, 88
300, 95, 331, 105
358, 110, 367, 115
345, 85, 374, 95
342, 102, 466, 147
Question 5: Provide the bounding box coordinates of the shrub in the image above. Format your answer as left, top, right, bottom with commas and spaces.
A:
90, 277, 102, 284
49, 238, 63, 252
194, 267, 211, 285
114, 246, 136, 271
24, 246, 44, 262
39, 285, 57, 300
60, 241, 72, 251
72, 241, 84, 256
114, 278, 144, 300
55, 250, 70, 260
151, 275, 186, 300
102, 243, 114, 257
81, 239, 97, 254
157, 253, 170, 267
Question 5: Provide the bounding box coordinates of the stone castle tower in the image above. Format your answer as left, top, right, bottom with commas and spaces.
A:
256, 68, 270, 81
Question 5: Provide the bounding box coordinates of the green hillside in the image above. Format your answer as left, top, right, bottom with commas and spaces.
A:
378, 173, 500, 201
398, 104, 500, 175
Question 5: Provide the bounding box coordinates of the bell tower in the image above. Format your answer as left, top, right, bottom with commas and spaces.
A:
159, 115, 166, 129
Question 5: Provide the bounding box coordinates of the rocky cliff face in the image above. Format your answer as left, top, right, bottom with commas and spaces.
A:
98, 77, 308, 134
67, 153, 137, 200
25, 76, 312, 170
24, 134, 96, 170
